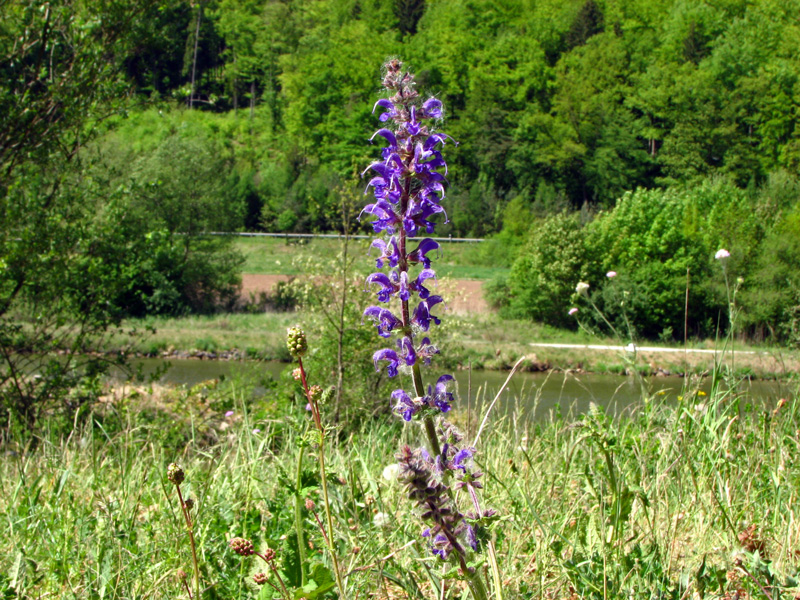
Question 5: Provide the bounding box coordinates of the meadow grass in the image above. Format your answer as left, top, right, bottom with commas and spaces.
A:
2, 375, 798, 599
231, 236, 508, 281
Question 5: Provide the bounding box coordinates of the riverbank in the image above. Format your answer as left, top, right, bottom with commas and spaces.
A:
110, 311, 799, 381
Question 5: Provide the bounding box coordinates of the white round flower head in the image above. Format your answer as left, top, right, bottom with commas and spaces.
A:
382, 463, 400, 482
576, 281, 590, 296
715, 248, 730, 260
606, 271, 617, 278
568, 307, 578, 316
373, 512, 391, 528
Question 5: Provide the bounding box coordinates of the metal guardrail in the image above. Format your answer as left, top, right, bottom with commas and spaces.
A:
206, 232, 485, 243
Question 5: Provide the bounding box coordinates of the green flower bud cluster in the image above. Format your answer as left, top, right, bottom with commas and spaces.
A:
286, 326, 308, 358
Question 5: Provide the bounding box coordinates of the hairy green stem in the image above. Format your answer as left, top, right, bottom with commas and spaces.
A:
295, 444, 308, 587
176, 485, 200, 600
297, 357, 346, 599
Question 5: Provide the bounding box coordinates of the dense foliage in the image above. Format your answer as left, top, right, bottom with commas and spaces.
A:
97, 0, 800, 237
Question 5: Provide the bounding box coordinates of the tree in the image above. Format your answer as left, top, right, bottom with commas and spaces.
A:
0, 0, 163, 430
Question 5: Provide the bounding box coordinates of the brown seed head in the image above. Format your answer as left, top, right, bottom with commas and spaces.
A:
305, 498, 315, 511
229, 537, 255, 556
176, 569, 188, 581
167, 463, 184, 486
183, 498, 194, 510
253, 572, 269, 585
262, 547, 276, 562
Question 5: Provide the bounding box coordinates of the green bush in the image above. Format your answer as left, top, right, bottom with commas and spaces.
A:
506, 211, 594, 328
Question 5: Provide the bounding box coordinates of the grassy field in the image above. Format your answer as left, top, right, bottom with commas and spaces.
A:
2, 373, 798, 599
232, 235, 510, 280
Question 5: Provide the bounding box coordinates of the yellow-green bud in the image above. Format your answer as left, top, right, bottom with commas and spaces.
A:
286, 326, 308, 358
167, 463, 184, 486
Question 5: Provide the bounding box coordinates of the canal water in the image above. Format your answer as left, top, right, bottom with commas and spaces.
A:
125, 358, 792, 420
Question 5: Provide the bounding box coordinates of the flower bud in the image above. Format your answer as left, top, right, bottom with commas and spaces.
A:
167, 463, 184, 486
286, 326, 308, 358
183, 498, 194, 511
292, 368, 302, 381
229, 537, 255, 556
253, 572, 269, 585
576, 281, 590, 297
262, 547, 276, 562
305, 498, 316, 510
176, 569, 188, 582
307, 385, 323, 404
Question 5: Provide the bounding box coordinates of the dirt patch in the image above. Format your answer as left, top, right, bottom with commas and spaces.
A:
240, 273, 488, 314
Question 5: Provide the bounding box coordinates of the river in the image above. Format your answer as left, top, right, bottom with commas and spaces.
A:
125, 358, 792, 420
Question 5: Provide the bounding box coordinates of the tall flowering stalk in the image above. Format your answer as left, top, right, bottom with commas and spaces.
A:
362, 59, 494, 600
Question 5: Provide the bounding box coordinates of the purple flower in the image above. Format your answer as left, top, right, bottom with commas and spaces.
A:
413, 269, 437, 299
416, 337, 439, 365
413, 296, 444, 331
225, 410, 234, 417
363, 306, 400, 337
392, 389, 418, 421
422, 97, 443, 119
373, 348, 401, 377
370, 237, 400, 269
373, 98, 398, 122
407, 238, 439, 268
429, 374, 454, 413
398, 336, 416, 366
365, 272, 396, 303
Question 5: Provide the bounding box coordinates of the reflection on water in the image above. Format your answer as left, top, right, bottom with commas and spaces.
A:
123, 358, 790, 421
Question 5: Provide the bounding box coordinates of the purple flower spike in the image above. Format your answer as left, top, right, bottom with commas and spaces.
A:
363, 306, 400, 337
373, 348, 400, 377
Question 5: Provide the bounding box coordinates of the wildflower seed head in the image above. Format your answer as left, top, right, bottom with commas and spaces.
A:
253, 572, 269, 585
576, 281, 590, 296
167, 463, 184, 486
292, 367, 302, 381
183, 498, 194, 510
262, 547, 277, 562
286, 326, 308, 358
305, 498, 316, 510
229, 537, 255, 556
307, 385, 323, 404
176, 569, 188, 582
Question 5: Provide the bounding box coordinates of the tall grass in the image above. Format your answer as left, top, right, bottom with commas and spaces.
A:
2, 375, 798, 599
